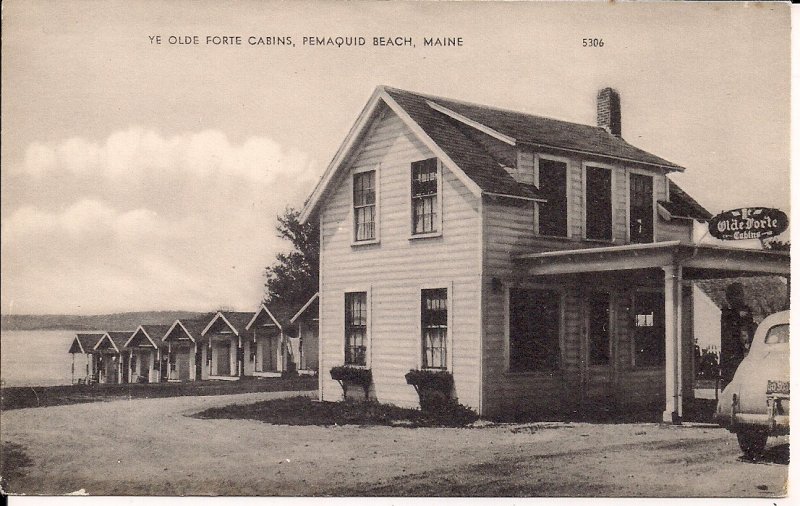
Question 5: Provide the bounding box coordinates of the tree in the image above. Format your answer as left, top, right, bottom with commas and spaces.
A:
763, 239, 790, 252
263, 207, 319, 309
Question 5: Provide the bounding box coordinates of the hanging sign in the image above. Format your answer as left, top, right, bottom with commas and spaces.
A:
708, 207, 788, 240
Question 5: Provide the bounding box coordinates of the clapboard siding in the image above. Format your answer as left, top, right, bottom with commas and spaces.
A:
318, 106, 482, 409
481, 147, 680, 418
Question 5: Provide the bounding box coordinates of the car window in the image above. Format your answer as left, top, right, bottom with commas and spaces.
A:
764, 323, 789, 344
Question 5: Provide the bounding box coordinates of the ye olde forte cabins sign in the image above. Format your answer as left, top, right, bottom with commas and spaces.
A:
708, 207, 788, 241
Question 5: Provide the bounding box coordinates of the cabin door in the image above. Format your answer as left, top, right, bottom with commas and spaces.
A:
583, 290, 615, 409
177, 351, 190, 380
217, 341, 231, 376
261, 337, 276, 372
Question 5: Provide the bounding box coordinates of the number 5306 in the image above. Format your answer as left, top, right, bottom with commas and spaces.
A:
582, 38, 604, 47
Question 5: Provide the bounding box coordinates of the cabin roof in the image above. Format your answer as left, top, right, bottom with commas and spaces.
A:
290, 293, 319, 324
71, 332, 105, 353
164, 313, 216, 342
94, 332, 132, 353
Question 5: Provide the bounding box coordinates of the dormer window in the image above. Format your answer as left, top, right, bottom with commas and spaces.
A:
353, 170, 377, 242
629, 172, 654, 243
411, 158, 441, 236
536, 156, 568, 237
584, 164, 613, 241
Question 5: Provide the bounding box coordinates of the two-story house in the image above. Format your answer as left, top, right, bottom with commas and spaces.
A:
300, 86, 789, 422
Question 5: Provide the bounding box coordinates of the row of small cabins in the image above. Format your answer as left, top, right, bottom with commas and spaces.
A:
68, 295, 319, 384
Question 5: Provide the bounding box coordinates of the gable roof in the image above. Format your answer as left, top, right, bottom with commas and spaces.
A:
201, 311, 255, 337
71, 332, 105, 354
124, 325, 169, 349
290, 293, 319, 324
695, 276, 789, 324
301, 85, 686, 222
163, 313, 216, 343
93, 332, 131, 353
388, 87, 684, 171
245, 304, 283, 331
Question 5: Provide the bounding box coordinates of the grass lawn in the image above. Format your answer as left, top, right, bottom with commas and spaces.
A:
0, 441, 33, 493
0, 375, 317, 411
194, 395, 479, 428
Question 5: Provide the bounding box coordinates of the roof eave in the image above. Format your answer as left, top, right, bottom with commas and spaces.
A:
516, 140, 684, 173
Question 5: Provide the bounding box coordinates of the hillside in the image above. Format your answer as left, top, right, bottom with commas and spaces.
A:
0, 311, 208, 331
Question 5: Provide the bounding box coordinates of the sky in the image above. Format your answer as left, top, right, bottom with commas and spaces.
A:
1, 1, 791, 315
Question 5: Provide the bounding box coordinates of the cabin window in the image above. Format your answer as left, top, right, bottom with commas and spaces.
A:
421, 288, 448, 370
633, 291, 665, 366
169, 352, 177, 371
585, 165, 613, 241
344, 292, 367, 366
509, 288, 561, 372
130, 354, 137, 371
411, 158, 439, 235
353, 170, 376, 241
629, 173, 654, 243
537, 158, 568, 237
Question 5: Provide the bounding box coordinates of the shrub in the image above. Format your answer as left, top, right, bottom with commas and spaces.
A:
330, 365, 372, 400
405, 369, 453, 411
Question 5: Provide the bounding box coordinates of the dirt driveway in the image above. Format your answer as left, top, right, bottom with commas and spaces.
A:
0, 391, 788, 496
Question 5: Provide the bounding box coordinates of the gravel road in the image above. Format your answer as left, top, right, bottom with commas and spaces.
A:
0, 391, 788, 496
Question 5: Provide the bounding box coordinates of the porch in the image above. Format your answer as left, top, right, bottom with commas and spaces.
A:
514, 241, 790, 423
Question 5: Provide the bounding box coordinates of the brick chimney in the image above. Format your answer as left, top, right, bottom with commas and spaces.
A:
597, 87, 621, 137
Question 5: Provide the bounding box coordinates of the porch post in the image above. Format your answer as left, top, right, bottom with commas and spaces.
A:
662, 265, 683, 424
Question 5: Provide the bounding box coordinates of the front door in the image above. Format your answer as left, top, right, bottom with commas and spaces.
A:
584, 291, 614, 408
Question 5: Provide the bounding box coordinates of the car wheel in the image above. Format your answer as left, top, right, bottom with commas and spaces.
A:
737, 429, 768, 458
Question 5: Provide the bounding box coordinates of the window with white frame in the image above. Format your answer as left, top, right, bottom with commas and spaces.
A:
344, 292, 368, 366
411, 158, 439, 235
585, 165, 613, 241
537, 158, 568, 237
629, 172, 654, 243
353, 171, 376, 241
509, 288, 561, 371
421, 288, 448, 369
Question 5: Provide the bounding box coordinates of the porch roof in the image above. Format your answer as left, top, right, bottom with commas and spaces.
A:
514, 240, 790, 279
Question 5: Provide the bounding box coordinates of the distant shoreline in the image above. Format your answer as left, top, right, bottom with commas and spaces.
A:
1, 311, 206, 332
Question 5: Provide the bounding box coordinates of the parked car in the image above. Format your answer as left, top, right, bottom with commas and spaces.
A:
714, 310, 789, 457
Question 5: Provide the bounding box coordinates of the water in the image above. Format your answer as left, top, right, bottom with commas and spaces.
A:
1, 330, 91, 387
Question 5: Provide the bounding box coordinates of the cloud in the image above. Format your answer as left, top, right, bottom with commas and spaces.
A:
2, 128, 320, 314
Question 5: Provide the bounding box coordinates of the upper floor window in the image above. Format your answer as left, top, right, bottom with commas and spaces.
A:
344, 291, 368, 366
509, 288, 561, 372
421, 288, 448, 370
585, 165, 613, 241
411, 158, 439, 235
353, 170, 376, 242
537, 158, 568, 237
629, 172, 654, 243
